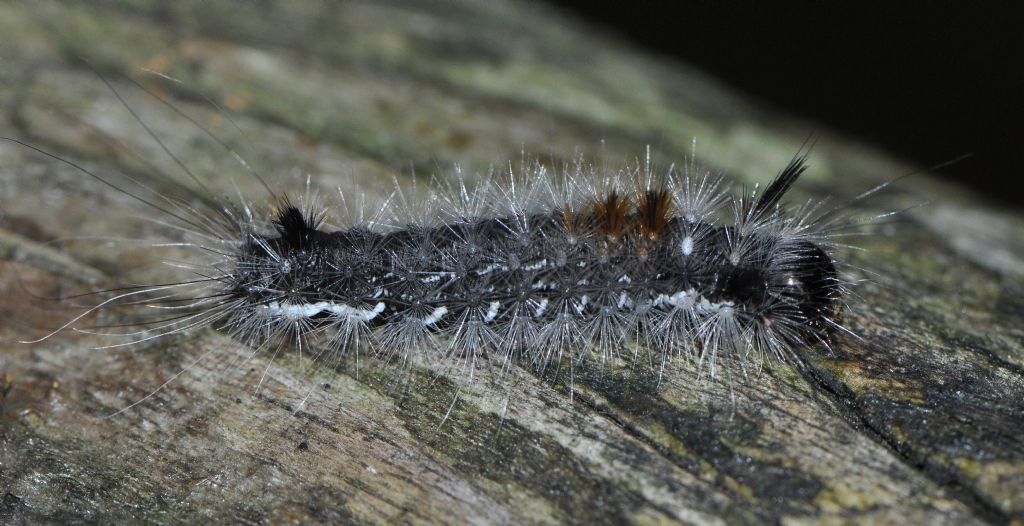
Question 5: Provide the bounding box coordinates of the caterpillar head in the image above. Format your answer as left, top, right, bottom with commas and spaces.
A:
230, 206, 333, 313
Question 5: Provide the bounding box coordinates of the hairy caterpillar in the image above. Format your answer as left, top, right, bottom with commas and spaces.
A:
225, 152, 845, 379
6, 70, 865, 401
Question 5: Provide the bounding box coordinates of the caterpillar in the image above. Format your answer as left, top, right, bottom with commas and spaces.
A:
7, 70, 862, 395
225, 152, 845, 379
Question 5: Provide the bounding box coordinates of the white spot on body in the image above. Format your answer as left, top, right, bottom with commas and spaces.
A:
476, 264, 507, 276
651, 289, 734, 314
575, 295, 589, 314
534, 298, 549, 317
524, 259, 547, 271
483, 301, 501, 323
421, 306, 448, 326
265, 301, 385, 322
681, 236, 694, 256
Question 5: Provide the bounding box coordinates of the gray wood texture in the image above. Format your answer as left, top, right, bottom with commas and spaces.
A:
1, 1, 1022, 524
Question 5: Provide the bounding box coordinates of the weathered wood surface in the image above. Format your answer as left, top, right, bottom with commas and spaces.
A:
1, 1, 1022, 524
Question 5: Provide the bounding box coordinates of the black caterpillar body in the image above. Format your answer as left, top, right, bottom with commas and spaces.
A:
221, 155, 845, 373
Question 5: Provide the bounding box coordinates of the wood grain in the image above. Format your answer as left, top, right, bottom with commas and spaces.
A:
1, 1, 1022, 524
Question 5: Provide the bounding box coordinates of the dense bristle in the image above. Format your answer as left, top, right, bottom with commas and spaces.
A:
752, 153, 808, 218
273, 206, 318, 249
594, 191, 631, 239
637, 188, 672, 240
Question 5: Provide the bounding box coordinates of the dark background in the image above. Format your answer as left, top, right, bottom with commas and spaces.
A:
551, 3, 1021, 208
